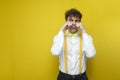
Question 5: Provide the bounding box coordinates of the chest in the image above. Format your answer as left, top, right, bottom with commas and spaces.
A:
66, 37, 81, 55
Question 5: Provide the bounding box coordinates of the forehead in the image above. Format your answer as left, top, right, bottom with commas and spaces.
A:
67, 16, 80, 20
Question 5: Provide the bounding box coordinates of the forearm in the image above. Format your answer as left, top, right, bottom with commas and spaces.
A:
83, 33, 96, 58
51, 31, 64, 56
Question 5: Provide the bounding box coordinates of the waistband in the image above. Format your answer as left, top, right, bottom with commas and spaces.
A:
59, 71, 86, 79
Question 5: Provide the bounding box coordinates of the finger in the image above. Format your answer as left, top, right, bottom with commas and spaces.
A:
76, 23, 80, 27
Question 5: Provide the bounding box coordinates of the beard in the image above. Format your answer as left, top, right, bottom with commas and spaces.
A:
68, 26, 78, 34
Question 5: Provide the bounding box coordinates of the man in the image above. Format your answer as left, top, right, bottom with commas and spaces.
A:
51, 8, 96, 80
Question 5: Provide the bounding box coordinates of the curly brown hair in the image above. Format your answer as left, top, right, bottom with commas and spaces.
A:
65, 8, 82, 21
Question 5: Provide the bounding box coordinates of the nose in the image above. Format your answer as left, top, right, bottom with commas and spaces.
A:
71, 21, 77, 28
72, 21, 76, 25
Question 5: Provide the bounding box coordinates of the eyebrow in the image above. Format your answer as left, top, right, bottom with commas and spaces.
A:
69, 18, 73, 21
68, 18, 80, 22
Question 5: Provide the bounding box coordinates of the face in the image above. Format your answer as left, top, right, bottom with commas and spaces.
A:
67, 16, 80, 34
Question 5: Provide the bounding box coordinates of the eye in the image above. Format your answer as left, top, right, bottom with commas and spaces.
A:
75, 20, 79, 22
69, 19, 73, 21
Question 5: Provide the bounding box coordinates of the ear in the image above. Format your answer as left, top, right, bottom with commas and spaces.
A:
79, 19, 81, 22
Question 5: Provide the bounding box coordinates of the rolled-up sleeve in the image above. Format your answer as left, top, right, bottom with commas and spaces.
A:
83, 33, 96, 58
51, 31, 64, 56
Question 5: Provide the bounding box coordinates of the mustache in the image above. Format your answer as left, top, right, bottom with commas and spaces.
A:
69, 25, 77, 28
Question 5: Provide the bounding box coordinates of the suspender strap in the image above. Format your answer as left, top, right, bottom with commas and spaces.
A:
79, 29, 83, 73
64, 29, 83, 73
64, 31, 68, 73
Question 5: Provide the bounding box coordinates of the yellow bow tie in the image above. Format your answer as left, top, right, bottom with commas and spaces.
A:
68, 33, 78, 38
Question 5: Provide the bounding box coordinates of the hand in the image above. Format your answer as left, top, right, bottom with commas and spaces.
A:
76, 22, 86, 33
60, 22, 72, 31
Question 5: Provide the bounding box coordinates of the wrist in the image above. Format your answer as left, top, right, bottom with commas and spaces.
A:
82, 30, 86, 33
60, 26, 64, 31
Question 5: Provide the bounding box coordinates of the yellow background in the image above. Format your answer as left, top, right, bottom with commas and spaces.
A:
0, 0, 120, 80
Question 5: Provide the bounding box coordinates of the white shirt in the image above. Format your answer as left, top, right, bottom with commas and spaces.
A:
51, 30, 96, 75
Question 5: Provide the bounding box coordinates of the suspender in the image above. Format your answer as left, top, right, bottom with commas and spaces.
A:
79, 29, 83, 73
64, 29, 83, 73
64, 31, 68, 73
